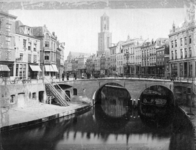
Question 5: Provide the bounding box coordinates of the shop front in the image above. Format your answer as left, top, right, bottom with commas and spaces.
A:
44, 65, 58, 79
29, 65, 42, 79
0, 64, 10, 77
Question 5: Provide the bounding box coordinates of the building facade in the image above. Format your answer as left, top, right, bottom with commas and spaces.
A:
169, 3, 196, 78
0, 12, 17, 77
32, 25, 58, 79
86, 55, 95, 75
66, 51, 91, 76
135, 45, 142, 76
116, 52, 124, 75
141, 41, 156, 76
156, 38, 169, 77
100, 54, 106, 75
121, 37, 144, 76
14, 20, 41, 79
94, 56, 101, 72
77, 55, 89, 77
109, 44, 117, 74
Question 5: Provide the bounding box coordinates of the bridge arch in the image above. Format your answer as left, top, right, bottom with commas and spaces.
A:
57, 79, 173, 103
94, 82, 131, 105
139, 85, 175, 106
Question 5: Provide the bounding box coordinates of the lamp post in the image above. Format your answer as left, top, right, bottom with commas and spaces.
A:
124, 51, 129, 77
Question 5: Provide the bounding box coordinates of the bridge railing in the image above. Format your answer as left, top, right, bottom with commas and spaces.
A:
0, 77, 45, 85
90, 75, 196, 83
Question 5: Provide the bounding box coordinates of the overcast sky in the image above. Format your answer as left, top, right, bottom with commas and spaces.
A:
10, 8, 185, 59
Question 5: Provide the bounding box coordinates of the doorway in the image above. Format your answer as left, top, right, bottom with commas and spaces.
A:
39, 91, 44, 102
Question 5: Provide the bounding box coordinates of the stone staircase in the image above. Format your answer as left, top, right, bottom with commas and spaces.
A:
45, 83, 69, 106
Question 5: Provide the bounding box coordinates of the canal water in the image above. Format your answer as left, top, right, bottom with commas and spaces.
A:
1, 85, 195, 150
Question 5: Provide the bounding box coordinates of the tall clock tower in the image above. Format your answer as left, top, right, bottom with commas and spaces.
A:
97, 13, 112, 56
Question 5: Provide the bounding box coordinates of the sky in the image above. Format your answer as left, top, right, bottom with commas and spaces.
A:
10, 8, 185, 59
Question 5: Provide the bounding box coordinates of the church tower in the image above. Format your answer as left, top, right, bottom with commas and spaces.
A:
97, 13, 112, 56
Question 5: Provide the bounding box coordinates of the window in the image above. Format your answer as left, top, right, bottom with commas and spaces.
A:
189, 47, 192, 57
0, 20, 1, 30
6, 36, 11, 45
180, 38, 182, 46
175, 50, 177, 59
23, 39, 27, 49
6, 24, 11, 32
28, 54, 31, 62
28, 41, 31, 50
184, 37, 187, 45
45, 55, 49, 60
32, 92, 36, 100
175, 40, 177, 47
33, 55, 37, 63
180, 49, 183, 58
185, 48, 187, 58
171, 51, 174, 60
28, 46, 31, 50
45, 41, 49, 47
171, 41, 173, 48
10, 95, 15, 104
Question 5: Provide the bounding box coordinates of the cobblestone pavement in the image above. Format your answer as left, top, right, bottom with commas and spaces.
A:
1, 102, 90, 129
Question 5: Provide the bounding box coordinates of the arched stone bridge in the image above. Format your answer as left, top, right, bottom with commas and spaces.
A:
55, 78, 174, 102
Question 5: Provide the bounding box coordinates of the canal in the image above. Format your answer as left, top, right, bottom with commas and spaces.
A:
0, 84, 195, 150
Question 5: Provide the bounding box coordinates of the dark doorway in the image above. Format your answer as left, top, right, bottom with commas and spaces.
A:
39, 91, 44, 102
65, 90, 70, 98
73, 88, 77, 96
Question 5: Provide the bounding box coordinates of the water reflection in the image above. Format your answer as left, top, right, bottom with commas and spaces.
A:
94, 105, 130, 132
95, 83, 131, 108
139, 85, 175, 128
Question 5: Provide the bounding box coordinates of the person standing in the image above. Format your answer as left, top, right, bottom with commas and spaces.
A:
62, 73, 64, 81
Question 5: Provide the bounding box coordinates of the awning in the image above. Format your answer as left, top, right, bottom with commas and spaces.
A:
30, 65, 42, 72
0, 65, 10, 71
51, 65, 58, 72
45, 65, 53, 72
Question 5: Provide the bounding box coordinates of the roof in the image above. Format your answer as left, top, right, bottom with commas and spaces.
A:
32, 27, 44, 37
0, 11, 17, 19
68, 51, 91, 58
